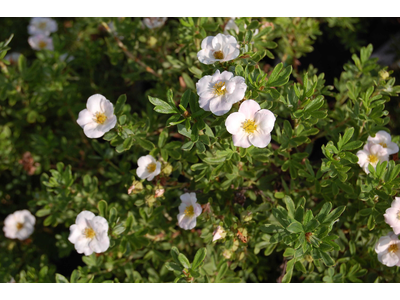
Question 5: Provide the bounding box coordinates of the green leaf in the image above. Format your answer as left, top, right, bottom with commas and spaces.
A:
178, 253, 191, 269
55, 273, 69, 283
282, 259, 295, 283
192, 248, 207, 270
137, 138, 155, 151
323, 206, 346, 225
148, 96, 177, 114
170, 247, 180, 265
287, 221, 303, 233
70, 270, 80, 283
114, 94, 127, 115
98, 200, 108, 218
125, 212, 134, 231
181, 72, 195, 90
341, 141, 363, 151
320, 251, 335, 266
216, 262, 228, 282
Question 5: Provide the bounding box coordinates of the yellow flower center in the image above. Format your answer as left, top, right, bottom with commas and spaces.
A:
389, 244, 398, 253
379, 142, 387, 148
213, 81, 227, 96
184, 205, 195, 217
38, 41, 47, 49
94, 112, 107, 124
368, 154, 379, 164
242, 119, 257, 134
84, 227, 96, 239
213, 50, 224, 59
16, 222, 24, 230
147, 162, 157, 173
38, 22, 47, 30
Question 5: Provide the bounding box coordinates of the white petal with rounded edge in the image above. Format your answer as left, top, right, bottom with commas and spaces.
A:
249, 132, 271, 148
232, 130, 251, 148
76, 109, 93, 127
86, 94, 105, 114
254, 109, 276, 134
209, 96, 234, 116
83, 122, 105, 138
75, 211, 96, 228
238, 100, 260, 119
225, 112, 246, 134
375, 235, 391, 253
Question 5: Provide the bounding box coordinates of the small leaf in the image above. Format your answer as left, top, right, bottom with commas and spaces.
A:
192, 248, 207, 270
114, 94, 127, 115
55, 273, 69, 283
178, 253, 191, 269
98, 200, 108, 218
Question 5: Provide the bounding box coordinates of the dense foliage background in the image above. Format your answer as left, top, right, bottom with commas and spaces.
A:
1, 17, 400, 283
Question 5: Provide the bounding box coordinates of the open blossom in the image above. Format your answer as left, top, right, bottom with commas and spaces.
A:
136, 155, 161, 181
68, 211, 110, 256
375, 232, 400, 267
356, 142, 389, 174
367, 130, 399, 156
196, 70, 247, 116
28, 17, 58, 36
3, 210, 35, 240
28, 34, 54, 51
212, 226, 226, 242
76, 94, 117, 138
177, 193, 202, 230
143, 17, 167, 29
384, 197, 400, 234
225, 100, 276, 148
197, 33, 240, 65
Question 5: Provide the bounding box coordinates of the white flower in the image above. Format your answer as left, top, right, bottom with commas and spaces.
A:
384, 197, 400, 234
356, 142, 389, 174
136, 155, 161, 181
212, 226, 226, 242
375, 232, 400, 267
143, 17, 167, 29
76, 94, 117, 139
367, 130, 399, 156
4, 52, 21, 65
28, 34, 54, 51
196, 70, 247, 116
68, 211, 110, 256
28, 17, 58, 36
224, 18, 239, 35
3, 210, 35, 240
177, 193, 202, 230
225, 99, 276, 148
197, 33, 240, 65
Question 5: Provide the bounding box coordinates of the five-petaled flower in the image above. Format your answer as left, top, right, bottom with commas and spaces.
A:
367, 131, 399, 156
136, 155, 161, 181
197, 33, 240, 65
143, 17, 167, 29
196, 70, 247, 116
76, 94, 117, 139
28, 17, 58, 36
177, 193, 202, 230
68, 211, 110, 256
3, 210, 35, 240
356, 142, 389, 174
375, 232, 400, 267
225, 100, 276, 148
28, 34, 54, 51
384, 197, 400, 235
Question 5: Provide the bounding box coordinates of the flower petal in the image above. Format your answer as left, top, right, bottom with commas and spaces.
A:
249, 132, 271, 148
232, 130, 251, 148
83, 122, 105, 138
238, 100, 260, 119
76, 109, 93, 128
254, 109, 276, 134
225, 112, 245, 134
86, 94, 105, 114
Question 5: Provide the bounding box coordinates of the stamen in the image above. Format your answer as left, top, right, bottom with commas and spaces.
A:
16, 222, 24, 230
94, 112, 107, 124
388, 244, 398, 253
397, 210, 400, 220
147, 163, 157, 173
38, 41, 47, 49
184, 205, 195, 217
38, 22, 47, 30
84, 227, 96, 239
242, 119, 257, 134
213, 51, 224, 59
368, 154, 379, 164
379, 142, 387, 148
213, 82, 227, 96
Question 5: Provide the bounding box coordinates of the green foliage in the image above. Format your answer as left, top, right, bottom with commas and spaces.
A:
1, 17, 400, 283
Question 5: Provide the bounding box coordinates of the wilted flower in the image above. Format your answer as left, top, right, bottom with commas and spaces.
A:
28, 34, 54, 51
384, 197, 400, 234
367, 130, 399, 156
197, 33, 240, 65
19, 151, 38, 175
68, 211, 110, 256
28, 17, 58, 36
3, 210, 35, 240
127, 180, 144, 195
177, 193, 202, 230
375, 232, 400, 267
136, 155, 161, 181
143, 17, 167, 29
196, 70, 246, 116
212, 226, 226, 242
356, 142, 389, 174
4, 52, 21, 65
76, 94, 117, 139
225, 99, 276, 148
155, 188, 165, 198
